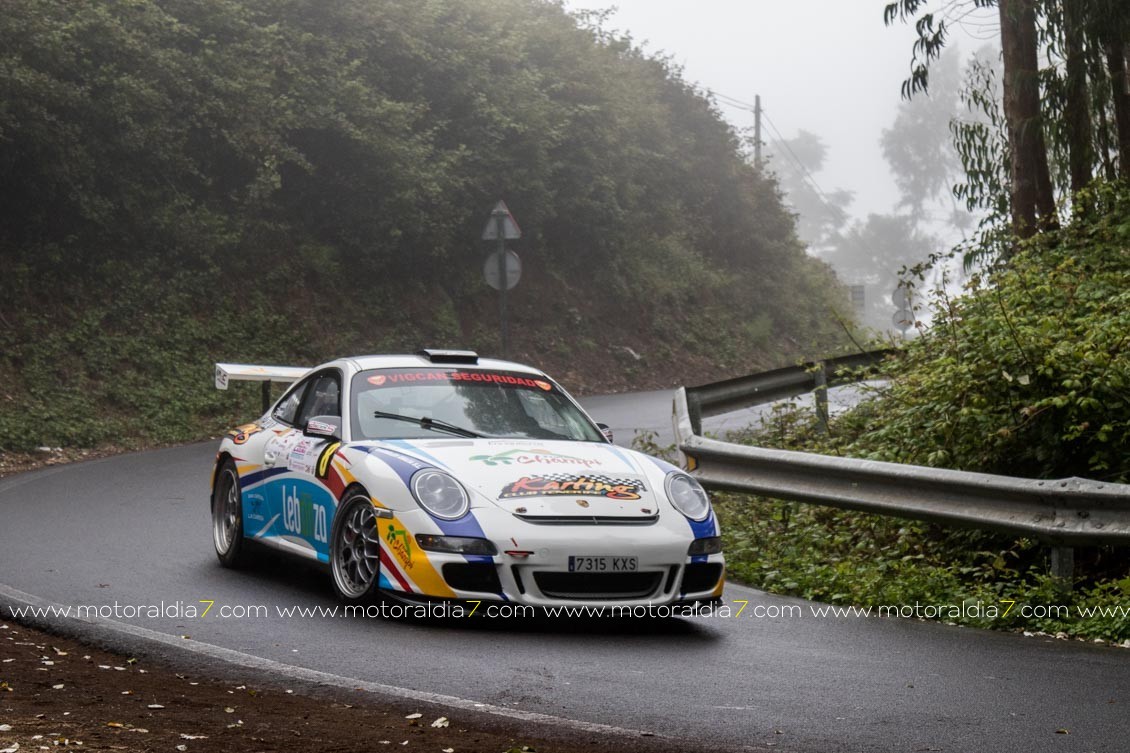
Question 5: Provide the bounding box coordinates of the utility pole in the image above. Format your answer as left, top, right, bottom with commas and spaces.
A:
754, 94, 762, 169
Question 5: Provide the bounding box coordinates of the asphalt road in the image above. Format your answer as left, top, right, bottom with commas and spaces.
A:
1, 392, 1128, 752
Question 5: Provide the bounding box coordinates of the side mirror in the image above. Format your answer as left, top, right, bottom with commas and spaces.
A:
304, 415, 342, 441
596, 422, 614, 444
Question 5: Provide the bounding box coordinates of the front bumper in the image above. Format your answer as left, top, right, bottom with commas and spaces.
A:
384, 507, 724, 609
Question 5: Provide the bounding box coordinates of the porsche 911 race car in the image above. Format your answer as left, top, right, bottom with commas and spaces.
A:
210, 350, 724, 609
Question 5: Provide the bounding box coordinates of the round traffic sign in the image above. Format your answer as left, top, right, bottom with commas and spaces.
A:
484, 250, 521, 291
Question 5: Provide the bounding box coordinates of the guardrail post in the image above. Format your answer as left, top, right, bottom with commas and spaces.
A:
687, 391, 703, 436
261, 381, 272, 413
1050, 546, 1075, 591
813, 362, 829, 434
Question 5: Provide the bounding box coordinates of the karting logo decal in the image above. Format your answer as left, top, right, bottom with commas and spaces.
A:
499, 475, 645, 501
470, 448, 603, 469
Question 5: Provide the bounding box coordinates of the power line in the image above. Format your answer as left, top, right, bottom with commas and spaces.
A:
706, 88, 844, 216
760, 107, 840, 211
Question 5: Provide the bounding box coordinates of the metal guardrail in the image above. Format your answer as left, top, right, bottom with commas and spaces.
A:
685, 350, 892, 434
673, 352, 1130, 580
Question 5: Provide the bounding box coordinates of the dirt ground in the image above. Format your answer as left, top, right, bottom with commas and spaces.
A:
0, 620, 701, 753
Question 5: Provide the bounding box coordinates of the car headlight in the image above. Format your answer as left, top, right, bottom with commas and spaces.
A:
665, 471, 711, 521
410, 469, 470, 520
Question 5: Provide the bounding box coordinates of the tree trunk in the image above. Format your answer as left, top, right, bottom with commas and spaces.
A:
999, 0, 1057, 240
1064, 0, 1094, 196
1106, 40, 1130, 179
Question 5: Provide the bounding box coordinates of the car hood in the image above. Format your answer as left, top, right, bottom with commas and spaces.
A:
385, 438, 662, 520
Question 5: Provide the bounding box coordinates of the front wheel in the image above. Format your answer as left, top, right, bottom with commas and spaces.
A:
211, 459, 250, 567
330, 490, 384, 603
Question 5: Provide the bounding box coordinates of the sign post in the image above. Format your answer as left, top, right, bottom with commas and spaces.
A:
892, 283, 914, 337
481, 200, 521, 357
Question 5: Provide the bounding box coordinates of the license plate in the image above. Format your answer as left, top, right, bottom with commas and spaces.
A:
568, 556, 638, 573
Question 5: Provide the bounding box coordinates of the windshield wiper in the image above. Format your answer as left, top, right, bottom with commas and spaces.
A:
372, 410, 484, 438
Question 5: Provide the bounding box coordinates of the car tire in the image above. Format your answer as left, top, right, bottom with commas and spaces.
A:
211, 458, 250, 567
330, 488, 384, 604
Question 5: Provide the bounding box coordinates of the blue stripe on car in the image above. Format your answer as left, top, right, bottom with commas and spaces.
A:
241, 467, 289, 489
357, 445, 494, 566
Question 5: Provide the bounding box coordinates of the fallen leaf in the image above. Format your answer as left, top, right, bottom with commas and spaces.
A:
1056, 728, 1070, 735
224, 707, 235, 714
176, 746, 187, 752
146, 704, 164, 710
430, 717, 449, 728
105, 723, 124, 729
180, 734, 207, 740
0, 725, 10, 732
0, 743, 18, 753
404, 713, 422, 720
51, 684, 64, 690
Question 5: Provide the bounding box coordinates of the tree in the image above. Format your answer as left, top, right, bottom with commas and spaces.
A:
998, 0, 1056, 238
822, 214, 938, 332
884, 0, 1130, 256
765, 130, 853, 253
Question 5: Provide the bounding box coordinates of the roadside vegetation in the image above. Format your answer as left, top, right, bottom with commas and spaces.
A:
683, 0, 1130, 643
709, 164, 1130, 645
0, 0, 851, 454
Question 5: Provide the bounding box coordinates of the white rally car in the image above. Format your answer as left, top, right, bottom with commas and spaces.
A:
210, 350, 723, 609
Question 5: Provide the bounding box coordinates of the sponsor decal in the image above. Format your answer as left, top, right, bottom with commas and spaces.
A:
386, 524, 413, 569
469, 448, 602, 469
246, 492, 266, 522
227, 423, 263, 445
307, 419, 337, 437
287, 439, 316, 474
499, 474, 646, 501
363, 369, 555, 391
281, 485, 329, 544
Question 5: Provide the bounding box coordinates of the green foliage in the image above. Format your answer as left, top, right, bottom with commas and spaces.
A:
716, 181, 1130, 640
0, 0, 850, 451
717, 492, 1130, 641
848, 183, 1130, 480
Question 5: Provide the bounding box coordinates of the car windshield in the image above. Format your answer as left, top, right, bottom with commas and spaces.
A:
350, 368, 604, 442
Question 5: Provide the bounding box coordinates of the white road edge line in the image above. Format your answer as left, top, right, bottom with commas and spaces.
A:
0, 582, 659, 739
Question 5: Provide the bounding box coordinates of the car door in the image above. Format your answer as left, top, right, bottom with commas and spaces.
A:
244, 376, 311, 549
277, 370, 342, 563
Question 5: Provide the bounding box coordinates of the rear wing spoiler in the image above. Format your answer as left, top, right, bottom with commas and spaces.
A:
215, 362, 309, 411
